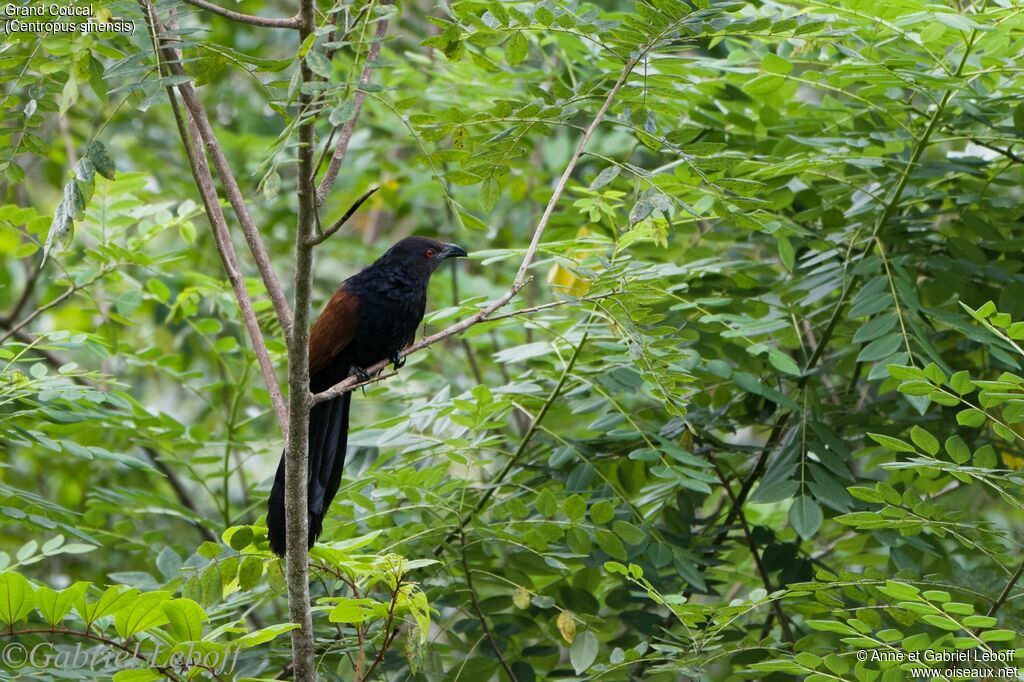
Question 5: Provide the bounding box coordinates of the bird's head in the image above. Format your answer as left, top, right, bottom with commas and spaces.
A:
383, 236, 468, 275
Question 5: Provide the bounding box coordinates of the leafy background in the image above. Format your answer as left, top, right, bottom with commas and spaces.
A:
2, 0, 1024, 679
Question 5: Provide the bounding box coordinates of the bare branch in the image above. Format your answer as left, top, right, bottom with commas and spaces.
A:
144, 11, 294, 335
179, 101, 290, 431
179, 0, 301, 28
142, 4, 289, 432
308, 185, 379, 246
315, 2, 394, 205
312, 55, 640, 405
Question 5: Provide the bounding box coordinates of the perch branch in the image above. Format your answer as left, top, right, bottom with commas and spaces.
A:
179, 0, 300, 28
312, 54, 640, 406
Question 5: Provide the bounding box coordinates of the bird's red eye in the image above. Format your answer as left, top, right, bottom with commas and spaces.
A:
425, 249, 435, 258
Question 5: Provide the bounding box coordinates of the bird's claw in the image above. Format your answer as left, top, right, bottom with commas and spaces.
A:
350, 366, 371, 383
391, 352, 405, 370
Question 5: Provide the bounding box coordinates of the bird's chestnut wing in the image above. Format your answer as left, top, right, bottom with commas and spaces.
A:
308, 288, 359, 375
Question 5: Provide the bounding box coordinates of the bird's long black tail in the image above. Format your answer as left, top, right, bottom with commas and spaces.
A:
267, 392, 352, 556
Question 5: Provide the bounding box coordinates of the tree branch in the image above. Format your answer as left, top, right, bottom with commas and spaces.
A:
141, 1, 288, 432
143, 446, 218, 544
970, 138, 1024, 165
315, 2, 394, 205
4, 628, 184, 681
312, 55, 640, 405
308, 185, 379, 246
281, 0, 319, 677
460, 529, 517, 681
144, 11, 294, 335
179, 0, 301, 29
986, 558, 1024, 618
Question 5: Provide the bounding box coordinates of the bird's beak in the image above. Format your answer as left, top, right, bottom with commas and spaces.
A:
440, 243, 468, 260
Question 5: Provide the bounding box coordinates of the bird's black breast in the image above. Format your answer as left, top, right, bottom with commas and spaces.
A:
344, 268, 427, 369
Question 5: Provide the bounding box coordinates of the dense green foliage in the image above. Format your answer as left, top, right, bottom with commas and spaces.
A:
2, 0, 1024, 679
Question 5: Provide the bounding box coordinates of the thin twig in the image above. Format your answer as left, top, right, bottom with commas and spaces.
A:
986, 559, 1024, 618
970, 138, 1024, 165
144, 446, 218, 543
3, 628, 184, 681
711, 460, 795, 643
316, 2, 394, 205
308, 185, 379, 246
460, 528, 517, 681
435, 331, 588, 556
179, 0, 301, 28
0, 266, 114, 346
1, 264, 41, 325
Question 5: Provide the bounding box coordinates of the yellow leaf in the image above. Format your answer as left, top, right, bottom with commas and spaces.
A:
513, 586, 530, 609
556, 609, 576, 643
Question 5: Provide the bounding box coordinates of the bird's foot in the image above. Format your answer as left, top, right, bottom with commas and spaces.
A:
350, 365, 371, 383
390, 351, 405, 370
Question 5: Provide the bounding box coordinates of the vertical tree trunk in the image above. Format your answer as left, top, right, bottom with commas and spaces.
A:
284, 0, 318, 677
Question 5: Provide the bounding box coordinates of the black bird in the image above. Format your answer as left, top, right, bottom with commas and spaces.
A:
267, 236, 468, 556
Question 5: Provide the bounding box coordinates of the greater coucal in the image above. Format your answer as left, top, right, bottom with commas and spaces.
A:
267, 236, 468, 555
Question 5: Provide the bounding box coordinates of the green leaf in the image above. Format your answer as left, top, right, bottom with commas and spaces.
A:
955, 408, 986, 428
789, 495, 823, 539
595, 529, 627, 560
115, 590, 171, 638
777, 234, 794, 272
480, 176, 501, 212
504, 32, 528, 66
0, 572, 36, 625
762, 52, 793, 75
306, 50, 333, 78
76, 585, 138, 626
238, 556, 263, 591
234, 623, 300, 648
570, 630, 599, 674
589, 500, 615, 525
868, 433, 915, 453
564, 494, 586, 523
910, 426, 939, 456
226, 526, 254, 551
768, 349, 800, 376
86, 141, 116, 180
612, 520, 646, 546
536, 489, 558, 517
945, 436, 970, 464
36, 582, 88, 626
857, 334, 903, 362
973, 444, 997, 469
590, 166, 620, 190
197, 541, 222, 558
162, 598, 207, 642
329, 100, 356, 126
